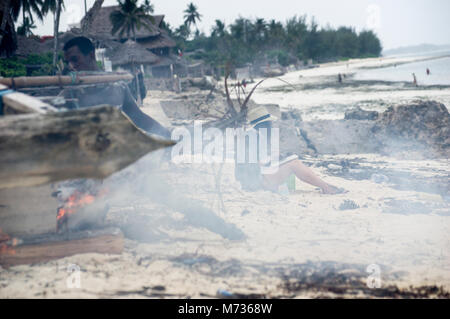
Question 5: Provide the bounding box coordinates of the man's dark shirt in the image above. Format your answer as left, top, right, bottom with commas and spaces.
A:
59, 81, 170, 138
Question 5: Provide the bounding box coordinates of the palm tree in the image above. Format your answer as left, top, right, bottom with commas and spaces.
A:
211, 19, 225, 38
10, 0, 44, 24
42, 0, 64, 70
110, 0, 154, 41
17, 16, 36, 36
0, 1, 17, 57
229, 17, 247, 41
183, 2, 201, 33
1, 0, 44, 55
174, 23, 189, 41
0, 1, 11, 32
253, 18, 267, 45
267, 19, 285, 48
142, 0, 154, 14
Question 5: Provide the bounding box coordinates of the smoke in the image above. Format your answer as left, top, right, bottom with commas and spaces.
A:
67, 148, 247, 241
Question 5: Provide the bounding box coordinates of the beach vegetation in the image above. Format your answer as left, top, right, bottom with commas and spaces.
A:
0, 52, 62, 77
169, 12, 382, 68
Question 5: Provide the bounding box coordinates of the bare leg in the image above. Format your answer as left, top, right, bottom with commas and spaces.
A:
262, 160, 340, 194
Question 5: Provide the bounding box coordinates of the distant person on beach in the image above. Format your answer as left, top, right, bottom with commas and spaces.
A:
234, 107, 345, 195
412, 73, 418, 86
61, 36, 169, 138
427, 68, 431, 76
338, 73, 343, 83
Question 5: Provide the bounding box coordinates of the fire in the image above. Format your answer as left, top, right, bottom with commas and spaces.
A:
0, 228, 18, 256
56, 188, 108, 232
56, 191, 96, 222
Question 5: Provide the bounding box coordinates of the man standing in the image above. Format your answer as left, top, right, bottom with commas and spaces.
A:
412, 73, 418, 87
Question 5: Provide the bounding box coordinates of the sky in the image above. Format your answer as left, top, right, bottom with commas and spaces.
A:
28, 0, 450, 50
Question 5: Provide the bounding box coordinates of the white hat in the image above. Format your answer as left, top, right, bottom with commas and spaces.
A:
247, 106, 275, 126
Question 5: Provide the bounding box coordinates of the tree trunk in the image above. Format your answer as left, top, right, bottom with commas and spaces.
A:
22, 6, 26, 35
0, 0, 17, 55
52, 1, 62, 71
0, 0, 11, 33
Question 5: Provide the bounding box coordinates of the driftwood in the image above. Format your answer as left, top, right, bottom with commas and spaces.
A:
205, 71, 267, 130
0, 228, 123, 268
0, 105, 175, 189
0, 72, 133, 89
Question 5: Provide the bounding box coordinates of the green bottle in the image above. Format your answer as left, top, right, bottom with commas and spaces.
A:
287, 174, 296, 192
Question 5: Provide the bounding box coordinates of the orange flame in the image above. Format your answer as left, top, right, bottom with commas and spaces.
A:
56, 188, 109, 232
56, 191, 96, 222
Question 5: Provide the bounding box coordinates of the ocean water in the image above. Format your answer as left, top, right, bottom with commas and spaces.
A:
354, 54, 450, 86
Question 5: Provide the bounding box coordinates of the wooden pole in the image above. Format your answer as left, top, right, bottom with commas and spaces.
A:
0, 72, 134, 89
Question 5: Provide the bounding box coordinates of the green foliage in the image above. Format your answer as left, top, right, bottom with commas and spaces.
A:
0, 58, 27, 77
31, 63, 53, 76
23, 52, 54, 65
0, 52, 63, 77
167, 14, 382, 68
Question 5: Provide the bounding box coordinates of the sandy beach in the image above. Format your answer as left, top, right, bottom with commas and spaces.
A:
1, 55, 449, 299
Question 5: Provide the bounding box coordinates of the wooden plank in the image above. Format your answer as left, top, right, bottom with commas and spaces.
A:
2, 91, 57, 114
0, 105, 175, 189
0, 228, 124, 268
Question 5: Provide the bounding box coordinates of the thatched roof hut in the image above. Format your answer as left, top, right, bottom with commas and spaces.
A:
38, 30, 84, 52
15, 36, 50, 57
84, 6, 161, 41
108, 40, 159, 66
81, 6, 175, 53
139, 31, 176, 51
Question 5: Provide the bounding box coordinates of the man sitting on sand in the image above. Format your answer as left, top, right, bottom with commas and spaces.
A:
60, 36, 170, 138
235, 107, 345, 194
